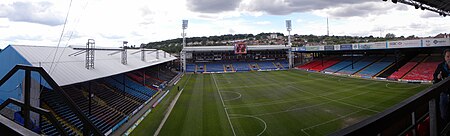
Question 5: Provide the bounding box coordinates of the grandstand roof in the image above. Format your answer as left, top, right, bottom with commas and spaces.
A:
398, 0, 450, 16
9, 45, 176, 86
183, 45, 290, 52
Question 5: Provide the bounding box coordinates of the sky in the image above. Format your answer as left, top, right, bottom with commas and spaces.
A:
0, 0, 449, 49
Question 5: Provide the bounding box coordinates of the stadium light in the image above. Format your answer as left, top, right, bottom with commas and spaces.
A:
285, 20, 293, 69
182, 20, 188, 29
285, 20, 292, 46
286, 20, 292, 31
181, 20, 188, 73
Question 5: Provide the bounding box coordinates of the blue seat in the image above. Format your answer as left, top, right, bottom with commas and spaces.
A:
358, 56, 395, 77
233, 62, 250, 72
337, 56, 381, 75
206, 63, 224, 72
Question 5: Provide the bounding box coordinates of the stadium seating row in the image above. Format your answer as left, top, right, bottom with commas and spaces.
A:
309, 57, 342, 72
298, 54, 441, 82
388, 55, 426, 80
39, 64, 178, 135
402, 55, 440, 81
322, 57, 363, 73
357, 56, 396, 77
186, 61, 289, 73
40, 86, 126, 135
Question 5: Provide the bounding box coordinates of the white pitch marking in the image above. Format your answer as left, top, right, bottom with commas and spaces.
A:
212, 74, 237, 136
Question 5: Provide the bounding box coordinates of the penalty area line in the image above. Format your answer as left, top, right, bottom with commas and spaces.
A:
212, 74, 237, 136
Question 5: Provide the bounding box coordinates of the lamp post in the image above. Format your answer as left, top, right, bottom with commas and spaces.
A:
181, 20, 188, 72
286, 20, 293, 69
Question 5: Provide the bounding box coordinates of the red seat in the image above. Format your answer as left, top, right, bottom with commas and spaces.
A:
417, 116, 430, 136
389, 62, 417, 80
309, 58, 342, 72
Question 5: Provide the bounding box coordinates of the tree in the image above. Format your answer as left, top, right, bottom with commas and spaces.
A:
407, 35, 417, 39
385, 33, 396, 39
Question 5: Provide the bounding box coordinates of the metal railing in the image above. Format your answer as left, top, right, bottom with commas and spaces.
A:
0, 65, 103, 135
331, 77, 450, 136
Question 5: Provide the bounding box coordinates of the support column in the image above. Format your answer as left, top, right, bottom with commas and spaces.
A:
429, 98, 437, 136
23, 70, 31, 129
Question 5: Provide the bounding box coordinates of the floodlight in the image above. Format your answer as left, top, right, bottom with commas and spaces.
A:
182, 20, 188, 29
286, 20, 292, 31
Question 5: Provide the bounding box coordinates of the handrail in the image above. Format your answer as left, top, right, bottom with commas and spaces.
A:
0, 98, 67, 135
330, 77, 450, 136
0, 65, 103, 135
0, 113, 39, 136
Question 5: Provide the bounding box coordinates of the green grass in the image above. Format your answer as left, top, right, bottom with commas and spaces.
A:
129, 75, 190, 136
153, 70, 431, 136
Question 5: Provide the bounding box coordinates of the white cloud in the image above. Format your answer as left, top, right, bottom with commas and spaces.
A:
0, 1, 66, 26
307, 5, 450, 37
0, 0, 449, 50
256, 21, 271, 25
0, 18, 9, 28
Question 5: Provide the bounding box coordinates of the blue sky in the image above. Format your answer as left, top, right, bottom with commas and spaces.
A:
0, 0, 449, 49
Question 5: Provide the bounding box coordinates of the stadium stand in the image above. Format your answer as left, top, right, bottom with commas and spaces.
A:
186, 64, 196, 72
87, 82, 141, 115
356, 56, 396, 77
323, 57, 362, 73
279, 60, 289, 69
388, 55, 427, 80
145, 66, 178, 82
402, 54, 441, 81
111, 74, 157, 97
205, 63, 225, 72
249, 63, 260, 71
224, 64, 234, 72
39, 65, 178, 135
297, 59, 323, 70
231, 62, 250, 72
127, 73, 159, 90
186, 60, 286, 73
0, 45, 179, 135
103, 77, 150, 101
336, 56, 382, 75
309, 57, 342, 72
258, 61, 278, 70
40, 86, 127, 135
196, 64, 206, 73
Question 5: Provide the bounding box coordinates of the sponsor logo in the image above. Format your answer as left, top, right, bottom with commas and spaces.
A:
433, 40, 446, 44
359, 44, 370, 49
425, 40, 446, 46
433, 40, 438, 44
390, 42, 403, 45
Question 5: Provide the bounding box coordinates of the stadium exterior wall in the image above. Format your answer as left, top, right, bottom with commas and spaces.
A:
0, 45, 29, 105
292, 38, 450, 52
0, 45, 53, 108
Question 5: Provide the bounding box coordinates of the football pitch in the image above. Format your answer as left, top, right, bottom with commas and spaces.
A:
156, 70, 430, 136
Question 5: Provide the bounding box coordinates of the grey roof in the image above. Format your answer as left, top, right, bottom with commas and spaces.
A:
11, 45, 176, 86
183, 45, 290, 52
